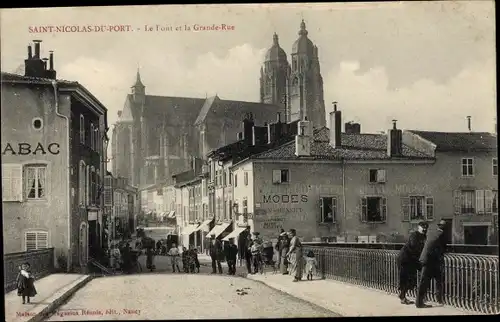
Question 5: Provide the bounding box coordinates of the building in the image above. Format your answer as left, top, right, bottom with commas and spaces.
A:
208, 105, 497, 244
109, 175, 138, 241
260, 20, 326, 128
1, 40, 109, 271
402, 130, 498, 244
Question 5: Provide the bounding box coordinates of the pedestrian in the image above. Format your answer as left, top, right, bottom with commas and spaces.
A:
121, 242, 132, 273
415, 219, 449, 308
277, 230, 290, 275
182, 246, 189, 273
286, 229, 304, 282
17, 262, 37, 304
209, 235, 223, 274
242, 229, 253, 274
168, 243, 181, 273
225, 238, 238, 275
304, 250, 317, 281
397, 221, 428, 305
250, 232, 263, 274
188, 245, 200, 273
110, 243, 121, 271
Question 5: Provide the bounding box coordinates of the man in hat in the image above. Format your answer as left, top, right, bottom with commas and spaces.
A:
225, 238, 238, 275
397, 221, 428, 304
209, 234, 223, 274
250, 232, 263, 274
416, 219, 449, 308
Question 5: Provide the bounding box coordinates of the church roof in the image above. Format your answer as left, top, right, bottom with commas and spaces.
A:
291, 20, 315, 56
264, 33, 288, 62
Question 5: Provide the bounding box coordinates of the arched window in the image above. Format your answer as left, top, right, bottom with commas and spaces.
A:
90, 166, 96, 205
90, 123, 94, 150
96, 169, 101, 204
79, 160, 86, 205
86, 165, 90, 206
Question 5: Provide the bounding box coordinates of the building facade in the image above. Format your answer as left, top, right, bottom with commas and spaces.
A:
109, 176, 138, 241
1, 41, 109, 271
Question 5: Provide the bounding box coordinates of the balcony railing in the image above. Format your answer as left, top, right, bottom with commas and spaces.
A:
3, 248, 55, 293
303, 245, 499, 314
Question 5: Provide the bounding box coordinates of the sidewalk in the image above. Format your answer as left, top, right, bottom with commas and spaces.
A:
4, 274, 92, 322
247, 274, 476, 316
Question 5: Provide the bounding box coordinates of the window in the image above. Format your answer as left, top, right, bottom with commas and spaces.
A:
228, 200, 233, 220
320, 197, 337, 223
228, 172, 232, 185
32, 117, 43, 130
96, 169, 101, 204
86, 165, 90, 205
90, 167, 96, 205
461, 158, 474, 176
456, 190, 475, 214
244, 172, 249, 186
80, 114, 85, 144
475, 190, 498, 214
203, 204, 208, 220
369, 169, 386, 183
79, 161, 86, 205
223, 172, 227, 186
224, 201, 228, 220
104, 175, 113, 207
401, 196, 434, 221
272, 169, 289, 184
90, 123, 95, 150
361, 197, 387, 222
243, 198, 248, 215
234, 174, 238, 187
2, 164, 23, 201
493, 158, 498, 176
25, 231, 48, 251
25, 165, 47, 200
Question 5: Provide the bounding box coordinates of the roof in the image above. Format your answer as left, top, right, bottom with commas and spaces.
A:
252, 127, 433, 161
408, 131, 497, 152
265, 33, 288, 62
292, 20, 315, 56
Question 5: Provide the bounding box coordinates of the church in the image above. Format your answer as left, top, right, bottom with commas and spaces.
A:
112, 20, 326, 189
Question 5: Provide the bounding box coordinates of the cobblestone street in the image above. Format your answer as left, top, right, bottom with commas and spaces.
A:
46, 274, 339, 320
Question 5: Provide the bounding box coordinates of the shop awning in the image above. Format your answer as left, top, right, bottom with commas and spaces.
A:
181, 224, 199, 236
222, 227, 246, 241
206, 222, 231, 239
194, 219, 213, 232
167, 211, 176, 218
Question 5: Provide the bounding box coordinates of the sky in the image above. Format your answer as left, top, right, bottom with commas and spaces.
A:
0, 2, 496, 136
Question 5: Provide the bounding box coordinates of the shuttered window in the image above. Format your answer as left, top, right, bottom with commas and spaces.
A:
79, 161, 86, 205
360, 197, 386, 223
104, 175, 113, 206
25, 165, 46, 200
244, 172, 249, 186
2, 164, 23, 202
25, 231, 49, 251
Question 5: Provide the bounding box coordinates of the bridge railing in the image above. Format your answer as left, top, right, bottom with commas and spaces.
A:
3, 248, 55, 293
303, 244, 499, 314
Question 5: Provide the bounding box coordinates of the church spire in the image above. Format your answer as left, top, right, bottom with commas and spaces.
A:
133, 68, 144, 88
273, 32, 279, 45
298, 19, 308, 37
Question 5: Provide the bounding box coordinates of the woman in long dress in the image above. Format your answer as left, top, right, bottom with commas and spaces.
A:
278, 232, 290, 274
286, 229, 304, 282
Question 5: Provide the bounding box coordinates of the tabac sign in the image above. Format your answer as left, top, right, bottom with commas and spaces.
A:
2, 143, 60, 155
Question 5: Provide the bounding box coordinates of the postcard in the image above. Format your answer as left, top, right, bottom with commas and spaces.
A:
1, 2, 497, 320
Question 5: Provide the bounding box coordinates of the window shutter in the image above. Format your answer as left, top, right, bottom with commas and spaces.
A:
272, 170, 281, 183
11, 164, 23, 201
401, 197, 410, 222
2, 164, 13, 201
244, 172, 248, 186
492, 190, 498, 214
319, 198, 324, 222
377, 170, 386, 183
25, 232, 37, 251
426, 197, 434, 220
453, 190, 461, 215
36, 232, 48, 249
104, 175, 113, 206
361, 197, 368, 222
332, 197, 338, 222
485, 190, 493, 214
381, 197, 387, 222
476, 190, 485, 214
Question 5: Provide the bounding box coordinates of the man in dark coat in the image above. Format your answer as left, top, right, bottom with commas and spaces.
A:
240, 227, 253, 274
397, 221, 428, 304
225, 238, 238, 275
276, 230, 290, 274
416, 219, 449, 308
209, 234, 223, 274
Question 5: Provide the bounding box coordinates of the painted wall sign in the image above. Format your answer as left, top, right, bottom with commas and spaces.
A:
262, 194, 308, 204
2, 143, 60, 155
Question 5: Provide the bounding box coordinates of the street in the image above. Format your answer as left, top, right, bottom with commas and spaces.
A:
46, 274, 338, 320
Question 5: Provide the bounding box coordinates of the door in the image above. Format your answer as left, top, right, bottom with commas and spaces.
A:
442, 219, 453, 244
463, 225, 489, 245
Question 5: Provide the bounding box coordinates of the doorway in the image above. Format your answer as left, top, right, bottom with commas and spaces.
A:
463, 225, 489, 245
442, 219, 453, 244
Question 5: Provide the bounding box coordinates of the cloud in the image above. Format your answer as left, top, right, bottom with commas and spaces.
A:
324, 59, 496, 133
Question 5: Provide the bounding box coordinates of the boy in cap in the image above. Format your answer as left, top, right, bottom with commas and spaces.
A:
416, 219, 449, 308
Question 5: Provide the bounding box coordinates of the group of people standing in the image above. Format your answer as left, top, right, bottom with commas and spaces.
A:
398, 219, 449, 308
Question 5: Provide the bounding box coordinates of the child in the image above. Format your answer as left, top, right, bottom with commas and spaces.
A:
188, 245, 200, 273
305, 250, 317, 281
182, 247, 189, 273
168, 243, 181, 273
17, 262, 37, 304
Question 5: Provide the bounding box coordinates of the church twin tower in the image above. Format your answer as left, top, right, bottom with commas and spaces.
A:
259, 20, 326, 128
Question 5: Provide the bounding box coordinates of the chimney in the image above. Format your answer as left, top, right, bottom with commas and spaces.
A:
42, 58, 48, 70
345, 121, 361, 134
329, 102, 341, 148
237, 132, 244, 141
252, 126, 267, 146
27, 45, 32, 59
49, 51, 54, 70
33, 40, 42, 58
276, 112, 281, 123
242, 113, 254, 144
467, 116, 471, 132
295, 119, 312, 156
387, 120, 403, 157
